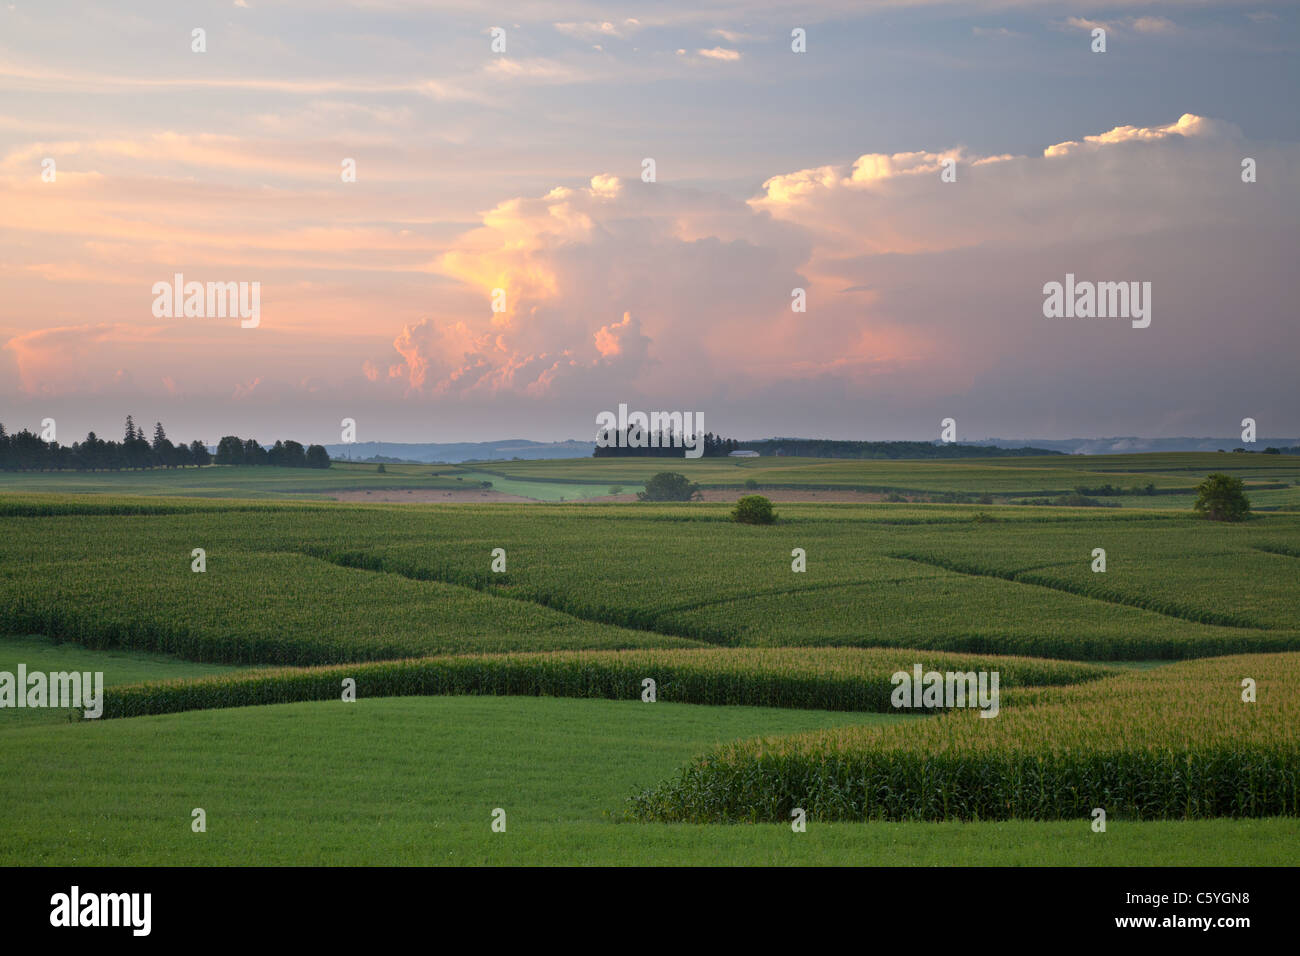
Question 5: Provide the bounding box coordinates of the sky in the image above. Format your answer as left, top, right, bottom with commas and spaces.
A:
1, 0, 1297, 446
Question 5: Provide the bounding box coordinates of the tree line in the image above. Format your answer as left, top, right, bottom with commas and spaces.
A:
214, 435, 329, 468
593, 430, 745, 457
0, 416, 330, 471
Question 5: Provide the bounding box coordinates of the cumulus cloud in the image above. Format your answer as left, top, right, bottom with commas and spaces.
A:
1043, 113, 1232, 157
376, 172, 814, 397
368, 111, 1295, 422
750, 114, 1259, 257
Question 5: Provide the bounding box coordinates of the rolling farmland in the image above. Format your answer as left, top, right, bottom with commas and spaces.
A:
1, 454, 1297, 866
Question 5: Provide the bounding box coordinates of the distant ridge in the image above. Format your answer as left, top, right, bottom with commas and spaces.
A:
972, 437, 1300, 455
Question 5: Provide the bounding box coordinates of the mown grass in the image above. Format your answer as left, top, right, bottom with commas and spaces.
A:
0, 634, 243, 727
96, 647, 1114, 719
631, 653, 1300, 823
1, 694, 1294, 865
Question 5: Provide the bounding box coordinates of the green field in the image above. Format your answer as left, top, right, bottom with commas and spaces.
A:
3, 692, 1295, 865
0, 454, 1296, 865
0, 634, 242, 727
2, 496, 1295, 662
0, 462, 470, 499
472, 451, 1300, 499
2, 451, 1294, 504
635, 653, 1299, 823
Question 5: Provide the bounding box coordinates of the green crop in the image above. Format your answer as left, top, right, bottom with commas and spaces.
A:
631, 653, 1300, 823
97, 647, 1114, 719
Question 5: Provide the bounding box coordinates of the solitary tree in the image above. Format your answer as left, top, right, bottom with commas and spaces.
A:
637, 472, 702, 502
1193, 473, 1251, 522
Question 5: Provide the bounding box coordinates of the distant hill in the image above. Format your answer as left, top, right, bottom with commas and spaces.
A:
972, 437, 1300, 455
741, 439, 1064, 459
324, 439, 596, 464
322, 435, 1300, 463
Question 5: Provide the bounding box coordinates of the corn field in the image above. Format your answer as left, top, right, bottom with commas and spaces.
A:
631, 653, 1300, 822
97, 647, 1111, 719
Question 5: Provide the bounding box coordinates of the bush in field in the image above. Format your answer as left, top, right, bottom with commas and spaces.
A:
637, 472, 701, 502
1194, 473, 1251, 522
608, 485, 623, 495
743, 478, 759, 490
732, 495, 776, 525
376, 464, 386, 473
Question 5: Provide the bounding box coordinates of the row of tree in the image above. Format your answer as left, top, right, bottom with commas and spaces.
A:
593, 430, 746, 457
0, 416, 330, 471
214, 436, 329, 468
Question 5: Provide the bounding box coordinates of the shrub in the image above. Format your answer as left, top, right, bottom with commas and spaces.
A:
1194, 473, 1251, 521
743, 478, 759, 490
608, 485, 623, 495
637, 472, 702, 502
376, 464, 386, 473
732, 495, 776, 525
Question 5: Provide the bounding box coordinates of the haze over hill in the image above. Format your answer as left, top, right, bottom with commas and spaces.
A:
323, 436, 1300, 463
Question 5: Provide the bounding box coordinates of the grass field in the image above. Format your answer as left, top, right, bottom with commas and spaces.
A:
4, 691, 1296, 865
0, 635, 243, 727
0, 454, 1296, 865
